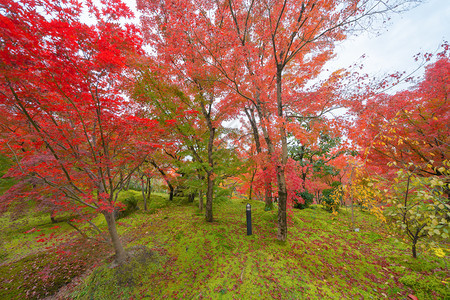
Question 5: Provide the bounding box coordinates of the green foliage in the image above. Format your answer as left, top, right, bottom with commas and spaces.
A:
384, 165, 450, 257
399, 273, 449, 300
0, 154, 15, 196
293, 190, 314, 209
70, 200, 448, 299
1, 189, 448, 300
123, 196, 139, 212
116, 195, 140, 220
214, 185, 233, 204
288, 126, 353, 181
322, 181, 342, 213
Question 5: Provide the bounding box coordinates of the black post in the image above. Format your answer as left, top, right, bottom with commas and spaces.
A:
246, 203, 252, 235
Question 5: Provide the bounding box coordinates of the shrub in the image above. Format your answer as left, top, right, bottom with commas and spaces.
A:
322, 181, 342, 213
293, 190, 314, 209
384, 167, 449, 258
115, 195, 139, 220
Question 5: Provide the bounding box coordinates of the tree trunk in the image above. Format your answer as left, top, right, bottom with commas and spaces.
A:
248, 180, 253, 201
145, 177, 151, 210
188, 193, 195, 202
412, 240, 417, 258
276, 66, 288, 241
199, 190, 204, 211
205, 170, 214, 222
103, 210, 127, 264
264, 179, 273, 210
204, 107, 215, 222
169, 184, 174, 201
254, 89, 285, 238
244, 105, 273, 210
141, 177, 147, 211
248, 169, 255, 201
349, 167, 355, 230
276, 173, 288, 241
50, 209, 57, 223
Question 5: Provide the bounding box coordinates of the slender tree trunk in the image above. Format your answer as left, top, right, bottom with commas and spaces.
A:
412, 240, 417, 258
248, 169, 256, 201
245, 105, 273, 209
141, 177, 147, 211
206, 171, 214, 221
264, 179, 273, 210
203, 103, 216, 222
169, 184, 174, 201
411, 232, 419, 258
97, 179, 126, 263
188, 193, 195, 202
205, 125, 215, 222
276, 66, 288, 241
199, 190, 204, 211
349, 167, 355, 230
145, 177, 151, 210
103, 210, 127, 264
410, 225, 426, 258
50, 209, 57, 223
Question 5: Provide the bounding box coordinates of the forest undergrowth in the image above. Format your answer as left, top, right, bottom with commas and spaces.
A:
0, 191, 448, 299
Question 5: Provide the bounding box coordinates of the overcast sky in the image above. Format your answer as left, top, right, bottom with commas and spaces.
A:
326, 0, 450, 81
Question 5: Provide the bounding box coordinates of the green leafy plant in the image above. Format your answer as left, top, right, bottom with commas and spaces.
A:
384, 163, 450, 258
322, 182, 342, 213
115, 196, 140, 220
293, 190, 314, 209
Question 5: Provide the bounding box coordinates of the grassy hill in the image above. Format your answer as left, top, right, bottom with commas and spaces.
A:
0, 191, 448, 299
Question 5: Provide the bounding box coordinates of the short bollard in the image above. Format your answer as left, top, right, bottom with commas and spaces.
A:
246, 203, 252, 236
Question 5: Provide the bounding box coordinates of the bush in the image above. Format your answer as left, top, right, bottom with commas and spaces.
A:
115, 195, 139, 220
123, 195, 139, 211
384, 168, 449, 258
293, 190, 314, 209
322, 182, 342, 213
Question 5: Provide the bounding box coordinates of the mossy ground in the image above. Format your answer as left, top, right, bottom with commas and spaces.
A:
0, 190, 448, 299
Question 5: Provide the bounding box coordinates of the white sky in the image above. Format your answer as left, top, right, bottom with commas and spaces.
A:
326, 0, 450, 83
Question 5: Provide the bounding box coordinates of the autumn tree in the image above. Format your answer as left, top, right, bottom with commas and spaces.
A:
349, 46, 449, 257
383, 166, 449, 258
288, 117, 352, 204
138, 0, 417, 240
353, 47, 449, 195
0, 0, 161, 263
149, 150, 180, 202
137, 165, 153, 211
135, 54, 236, 222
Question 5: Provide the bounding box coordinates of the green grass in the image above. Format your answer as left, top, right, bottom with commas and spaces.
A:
72, 199, 449, 300
1, 191, 449, 299
0, 154, 15, 196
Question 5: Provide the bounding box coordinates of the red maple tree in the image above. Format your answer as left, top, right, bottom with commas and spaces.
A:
137, 0, 413, 240
0, 0, 162, 263
352, 45, 449, 185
